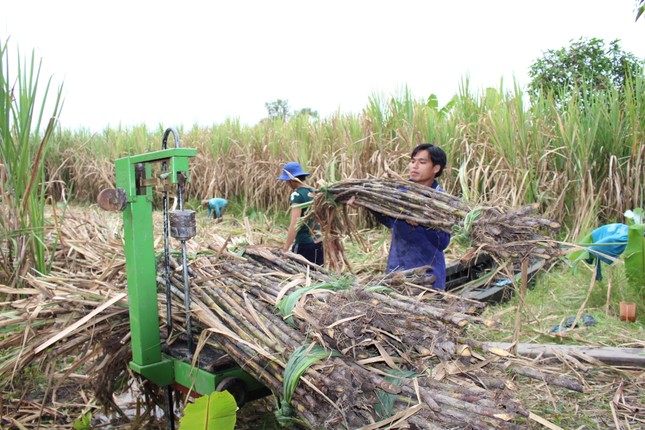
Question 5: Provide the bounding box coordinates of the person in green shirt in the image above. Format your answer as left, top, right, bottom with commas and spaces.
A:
277, 162, 324, 266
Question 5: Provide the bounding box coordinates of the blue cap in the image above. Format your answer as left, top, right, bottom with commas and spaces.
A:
278, 162, 310, 180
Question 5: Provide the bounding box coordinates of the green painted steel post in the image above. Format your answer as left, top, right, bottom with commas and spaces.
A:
111, 147, 270, 399
123, 193, 160, 360
115, 156, 174, 386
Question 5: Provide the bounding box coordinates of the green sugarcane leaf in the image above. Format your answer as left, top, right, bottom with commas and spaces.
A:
179, 391, 237, 430
72, 411, 92, 430
276, 281, 349, 326
365, 284, 394, 293
375, 369, 418, 419
624, 223, 645, 292
568, 232, 593, 265
278, 343, 339, 423
275, 343, 340, 425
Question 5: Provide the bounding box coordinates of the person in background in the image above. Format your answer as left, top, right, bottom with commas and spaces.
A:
201, 197, 228, 222
348, 143, 451, 290
277, 162, 324, 266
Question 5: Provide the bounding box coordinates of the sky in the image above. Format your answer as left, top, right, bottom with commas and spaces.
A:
2, 0, 645, 132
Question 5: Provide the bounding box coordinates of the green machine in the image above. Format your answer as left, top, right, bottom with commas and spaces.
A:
98, 128, 268, 428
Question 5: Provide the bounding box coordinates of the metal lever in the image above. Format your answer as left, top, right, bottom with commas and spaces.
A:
160, 127, 181, 430
161, 128, 180, 339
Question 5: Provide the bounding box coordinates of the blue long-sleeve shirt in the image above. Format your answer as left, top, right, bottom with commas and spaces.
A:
373, 180, 451, 290
206, 198, 228, 218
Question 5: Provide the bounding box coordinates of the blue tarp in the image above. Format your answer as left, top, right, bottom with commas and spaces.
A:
586, 223, 630, 280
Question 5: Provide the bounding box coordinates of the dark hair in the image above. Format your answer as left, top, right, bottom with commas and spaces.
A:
411, 143, 447, 178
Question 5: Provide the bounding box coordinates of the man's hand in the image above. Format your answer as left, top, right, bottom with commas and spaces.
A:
347, 195, 359, 208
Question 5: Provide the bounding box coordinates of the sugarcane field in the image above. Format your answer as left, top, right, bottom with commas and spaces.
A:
2, 29, 645, 430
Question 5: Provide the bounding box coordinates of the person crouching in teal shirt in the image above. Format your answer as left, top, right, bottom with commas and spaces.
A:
202, 197, 228, 222
277, 162, 324, 266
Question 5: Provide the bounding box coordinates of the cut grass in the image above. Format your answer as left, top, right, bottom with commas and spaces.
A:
464, 259, 644, 350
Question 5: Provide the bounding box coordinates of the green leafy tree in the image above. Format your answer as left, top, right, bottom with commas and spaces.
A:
527, 38, 643, 105
636, 0, 644, 21
293, 107, 318, 118
265, 99, 290, 120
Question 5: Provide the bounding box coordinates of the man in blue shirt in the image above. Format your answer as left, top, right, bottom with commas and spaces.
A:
350, 144, 451, 290
201, 197, 228, 221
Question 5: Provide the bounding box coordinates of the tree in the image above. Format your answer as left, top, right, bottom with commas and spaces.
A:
527, 38, 643, 105
637, 0, 644, 21
293, 107, 318, 118
265, 99, 290, 120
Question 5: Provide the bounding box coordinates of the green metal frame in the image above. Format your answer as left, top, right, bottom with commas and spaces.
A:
114, 147, 265, 396
170, 357, 264, 395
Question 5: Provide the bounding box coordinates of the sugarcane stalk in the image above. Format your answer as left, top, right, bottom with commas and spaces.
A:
312, 178, 562, 263
506, 364, 584, 393
165, 276, 408, 428
160, 245, 539, 429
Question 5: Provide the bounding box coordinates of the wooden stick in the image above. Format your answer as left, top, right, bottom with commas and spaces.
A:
511, 258, 529, 355
484, 342, 645, 367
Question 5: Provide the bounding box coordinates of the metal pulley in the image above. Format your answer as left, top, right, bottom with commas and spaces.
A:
168, 210, 196, 241
96, 188, 127, 212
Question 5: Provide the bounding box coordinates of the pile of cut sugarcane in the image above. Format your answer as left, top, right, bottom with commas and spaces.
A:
161, 246, 581, 429
4, 210, 637, 430
310, 178, 562, 269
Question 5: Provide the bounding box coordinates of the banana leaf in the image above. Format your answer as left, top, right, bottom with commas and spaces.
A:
179, 391, 237, 430
624, 209, 645, 292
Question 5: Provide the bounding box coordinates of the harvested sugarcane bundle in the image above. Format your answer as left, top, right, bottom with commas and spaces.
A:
310, 178, 562, 263
163, 251, 532, 429
240, 247, 488, 325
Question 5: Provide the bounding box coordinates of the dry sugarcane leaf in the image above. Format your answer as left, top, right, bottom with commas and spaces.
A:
528, 411, 564, 429
357, 403, 424, 430
275, 276, 308, 303
487, 346, 512, 357
34, 293, 126, 354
